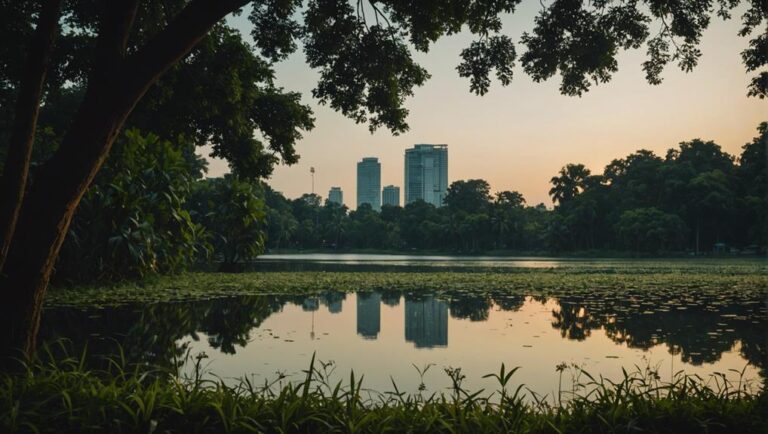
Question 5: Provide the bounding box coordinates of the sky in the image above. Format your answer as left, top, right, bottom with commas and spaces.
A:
209, 3, 766, 208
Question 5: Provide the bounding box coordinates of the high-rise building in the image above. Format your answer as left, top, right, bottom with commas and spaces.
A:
404, 144, 448, 207
357, 157, 381, 210
356, 292, 381, 339
328, 186, 343, 206
404, 295, 448, 348
382, 185, 400, 207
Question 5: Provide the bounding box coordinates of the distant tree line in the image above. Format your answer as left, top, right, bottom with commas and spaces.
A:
46, 121, 764, 282
264, 123, 767, 256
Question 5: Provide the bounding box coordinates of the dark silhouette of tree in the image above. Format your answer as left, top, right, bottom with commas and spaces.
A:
615, 208, 687, 253
549, 164, 592, 205
735, 123, 768, 246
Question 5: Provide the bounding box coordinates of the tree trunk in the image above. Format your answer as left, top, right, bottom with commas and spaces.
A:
0, 0, 250, 361
0, 76, 142, 358
0, 0, 62, 271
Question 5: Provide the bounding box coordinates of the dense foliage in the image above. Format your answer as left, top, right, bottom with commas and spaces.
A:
55, 130, 209, 281
265, 123, 767, 255
187, 176, 267, 268
54, 131, 269, 282
0, 6, 315, 179
2, 0, 766, 175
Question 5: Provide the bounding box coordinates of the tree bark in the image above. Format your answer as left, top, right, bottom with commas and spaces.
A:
0, 0, 250, 360
0, 0, 62, 271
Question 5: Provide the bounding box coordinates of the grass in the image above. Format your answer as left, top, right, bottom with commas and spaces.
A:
47, 259, 767, 307
1, 346, 765, 434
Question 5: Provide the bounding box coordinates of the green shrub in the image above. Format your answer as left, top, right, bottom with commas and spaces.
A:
187, 176, 267, 269
56, 129, 209, 282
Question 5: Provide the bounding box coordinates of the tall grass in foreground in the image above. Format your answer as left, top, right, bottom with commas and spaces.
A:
1, 346, 765, 434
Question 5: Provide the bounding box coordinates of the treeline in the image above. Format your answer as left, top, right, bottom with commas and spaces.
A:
48, 122, 765, 282
264, 123, 767, 255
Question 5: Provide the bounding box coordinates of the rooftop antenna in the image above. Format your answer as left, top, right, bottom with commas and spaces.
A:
310, 166, 315, 195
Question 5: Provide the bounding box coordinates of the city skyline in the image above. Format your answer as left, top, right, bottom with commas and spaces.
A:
205, 6, 764, 207
314, 146, 448, 209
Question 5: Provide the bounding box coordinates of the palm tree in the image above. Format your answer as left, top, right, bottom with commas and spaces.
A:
549, 164, 591, 205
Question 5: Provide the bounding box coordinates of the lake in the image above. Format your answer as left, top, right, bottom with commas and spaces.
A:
40, 255, 767, 399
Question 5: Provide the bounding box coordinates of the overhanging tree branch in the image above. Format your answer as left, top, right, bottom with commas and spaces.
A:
125, 0, 251, 92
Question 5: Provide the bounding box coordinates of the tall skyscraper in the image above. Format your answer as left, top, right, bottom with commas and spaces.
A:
382, 185, 400, 207
356, 292, 381, 339
357, 157, 381, 210
404, 295, 448, 348
404, 144, 448, 207
327, 186, 343, 206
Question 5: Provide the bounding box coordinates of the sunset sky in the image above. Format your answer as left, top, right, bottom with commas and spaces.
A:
212, 3, 766, 207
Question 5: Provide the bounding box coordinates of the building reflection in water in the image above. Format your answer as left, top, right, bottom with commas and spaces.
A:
36, 290, 766, 380
356, 292, 381, 339
302, 297, 319, 312
405, 295, 448, 348
321, 291, 345, 314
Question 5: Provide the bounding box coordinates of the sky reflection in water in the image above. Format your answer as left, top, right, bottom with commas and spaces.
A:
41, 288, 765, 398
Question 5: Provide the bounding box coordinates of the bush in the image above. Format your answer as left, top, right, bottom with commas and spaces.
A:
56, 129, 209, 282
187, 176, 266, 269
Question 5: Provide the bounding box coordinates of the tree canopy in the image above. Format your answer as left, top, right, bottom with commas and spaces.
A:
2, 0, 766, 177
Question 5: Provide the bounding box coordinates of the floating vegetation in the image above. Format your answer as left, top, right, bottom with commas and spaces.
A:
46, 260, 767, 308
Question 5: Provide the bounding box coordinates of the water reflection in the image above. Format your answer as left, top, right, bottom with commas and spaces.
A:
321, 291, 345, 314
405, 295, 448, 348
552, 294, 767, 367
357, 292, 381, 339
39, 290, 766, 384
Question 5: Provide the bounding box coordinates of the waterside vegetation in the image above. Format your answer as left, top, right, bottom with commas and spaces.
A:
1, 350, 765, 434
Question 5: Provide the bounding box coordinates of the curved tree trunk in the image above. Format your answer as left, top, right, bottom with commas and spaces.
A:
0, 0, 62, 271
0, 0, 250, 361
0, 74, 141, 358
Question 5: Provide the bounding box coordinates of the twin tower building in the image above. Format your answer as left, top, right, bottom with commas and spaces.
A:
328, 144, 448, 210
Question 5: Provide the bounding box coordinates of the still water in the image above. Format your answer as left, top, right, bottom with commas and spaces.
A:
257, 253, 571, 269
40, 287, 766, 397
